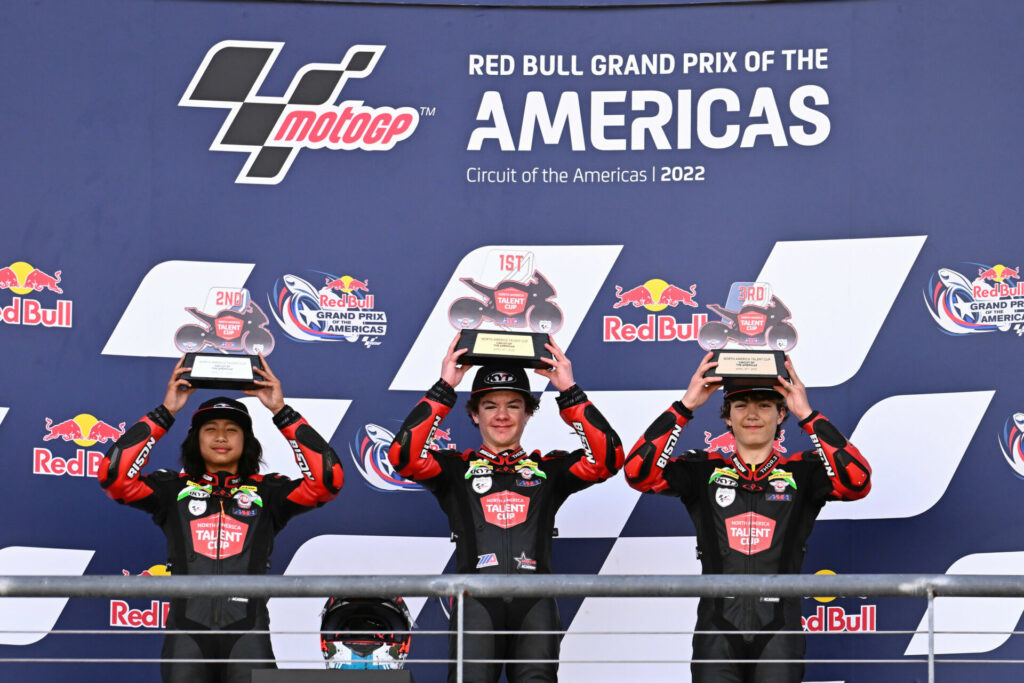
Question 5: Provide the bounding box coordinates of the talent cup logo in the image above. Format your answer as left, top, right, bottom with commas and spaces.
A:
180, 41, 420, 184
698, 282, 797, 351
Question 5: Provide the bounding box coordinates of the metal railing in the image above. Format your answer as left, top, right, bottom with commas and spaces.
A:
3, 573, 1024, 682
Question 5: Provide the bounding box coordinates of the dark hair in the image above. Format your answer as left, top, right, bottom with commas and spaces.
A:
465, 391, 541, 422
720, 390, 787, 440
180, 423, 264, 479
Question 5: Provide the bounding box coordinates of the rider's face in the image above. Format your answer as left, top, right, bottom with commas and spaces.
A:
197, 419, 244, 474
472, 391, 530, 452
726, 398, 784, 453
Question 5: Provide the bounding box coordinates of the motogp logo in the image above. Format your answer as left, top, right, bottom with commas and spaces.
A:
180, 41, 420, 184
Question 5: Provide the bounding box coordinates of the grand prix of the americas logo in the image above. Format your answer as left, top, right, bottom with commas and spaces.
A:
348, 422, 456, 492
924, 262, 1024, 336
180, 41, 420, 184
269, 272, 387, 348
999, 412, 1024, 479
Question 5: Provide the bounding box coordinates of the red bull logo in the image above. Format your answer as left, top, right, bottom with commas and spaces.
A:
605, 279, 705, 342
704, 430, 787, 455
802, 605, 877, 632
977, 264, 1021, 283
42, 414, 125, 446
325, 275, 369, 294
110, 565, 171, 629
0, 261, 72, 328
612, 279, 698, 311
35, 414, 125, 478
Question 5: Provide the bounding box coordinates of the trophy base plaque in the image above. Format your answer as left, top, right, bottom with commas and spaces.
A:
455, 331, 552, 369
181, 353, 262, 391
703, 350, 790, 388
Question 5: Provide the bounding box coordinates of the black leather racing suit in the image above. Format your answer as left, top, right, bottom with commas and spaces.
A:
100, 404, 343, 683
388, 380, 623, 683
625, 402, 870, 683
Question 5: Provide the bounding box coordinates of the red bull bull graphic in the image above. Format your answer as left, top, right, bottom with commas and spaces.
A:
999, 412, 1024, 479
174, 287, 275, 355
603, 278, 706, 342
270, 271, 387, 347
448, 269, 563, 333
35, 414, 125, 478
697, 281, 797, 351
703, 429, 788, 455
925, 263, 1024, 336
0, 261, 73, 328
180, 42, 420, 185
110, 566, 171, 629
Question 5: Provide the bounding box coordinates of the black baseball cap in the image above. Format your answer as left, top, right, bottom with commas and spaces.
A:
471, 365, 532, 399
190, 397, 252, 431
722, 381, 783, 401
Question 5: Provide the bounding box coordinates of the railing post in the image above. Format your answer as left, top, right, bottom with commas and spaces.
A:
927, 585, 935, 683
456, 590, 465, 683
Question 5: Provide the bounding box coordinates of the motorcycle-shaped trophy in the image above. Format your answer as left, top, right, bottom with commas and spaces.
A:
448, 269, 563, 334
698, 281, 797, 351
173, 287, 276, 390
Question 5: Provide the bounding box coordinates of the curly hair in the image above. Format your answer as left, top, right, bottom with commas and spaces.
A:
180, 424, 264, 479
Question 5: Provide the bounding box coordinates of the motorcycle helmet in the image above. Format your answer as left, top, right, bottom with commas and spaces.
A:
320, 597, 412, 670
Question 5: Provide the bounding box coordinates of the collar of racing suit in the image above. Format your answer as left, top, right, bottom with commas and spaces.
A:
729, 452, 781, 492
476, 446, 530, 471
200, 470, 243, 494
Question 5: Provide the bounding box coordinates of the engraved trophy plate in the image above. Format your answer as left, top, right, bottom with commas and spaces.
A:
182, 353, 262, 390
455, 331, 552, 368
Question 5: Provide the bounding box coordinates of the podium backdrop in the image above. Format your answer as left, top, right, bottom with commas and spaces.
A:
1, 0, 1022, 680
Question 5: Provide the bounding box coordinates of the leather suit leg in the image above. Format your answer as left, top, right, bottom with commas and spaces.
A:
506, 597, 560, 683
448, 597, 503, 683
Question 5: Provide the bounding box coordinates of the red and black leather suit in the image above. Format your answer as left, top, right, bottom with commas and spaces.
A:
388, 380, 624, 683
625, 402, 870, 683
99, 404, 343, 683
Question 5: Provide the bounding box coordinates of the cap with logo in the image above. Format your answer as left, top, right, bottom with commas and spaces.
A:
471, 365, 532, 399
190, 396, 252, 431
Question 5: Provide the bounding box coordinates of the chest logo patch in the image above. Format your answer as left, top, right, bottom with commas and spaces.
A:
715, 487, 736, 507
472, 476, 493, 494
190, 513, 248, 559
481, 491, 530, 528
725, 512, 776, 555
188, 499, 207, 516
